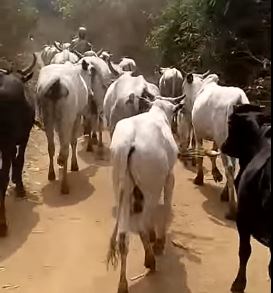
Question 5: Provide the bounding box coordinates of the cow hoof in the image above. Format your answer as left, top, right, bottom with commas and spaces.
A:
117, 280, 128, 293
225, 210, 237, 221
212, 168, 223, 183
86, 144, 93, 152
61, 184, 69, 195
231, 278, 246, 292
194, 174, 204, 186
149, 230, 156, 243
15, 185, 26, 198
57, 156, 65, 167
144, 253, 156, 271
48, 171, 56, 181
220, 186, 229, 202
153, 239, 165, 255
0, 223, 8, 237
71, 162, 79, 172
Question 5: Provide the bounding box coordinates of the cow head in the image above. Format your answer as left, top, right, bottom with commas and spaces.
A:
221, 104, 269, 158
81, 58, 96, 97
182, 70, 218, 107
0, 53, 36, 83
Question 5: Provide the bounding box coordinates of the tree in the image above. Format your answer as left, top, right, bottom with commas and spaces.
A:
147, 0, 271, 86
0, 0, 38, 58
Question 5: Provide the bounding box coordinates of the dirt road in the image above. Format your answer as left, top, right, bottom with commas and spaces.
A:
0, 128, 270, 293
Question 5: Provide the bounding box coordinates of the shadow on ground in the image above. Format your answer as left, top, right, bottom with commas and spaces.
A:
41, 164, 97, 207
0, 191, 40, 262
197, 183, 236, 229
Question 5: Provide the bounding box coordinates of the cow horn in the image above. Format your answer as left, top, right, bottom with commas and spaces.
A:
17, 53, 37, 75
142, 88, 156, 101
107, 59, 120, 77
96, 48, 104, 56
136, 95, 153, 106
54, 41, 63, 52
202, 70, 211, 79
73, 50, 84, 59
181, 68, 188, 76
0, 69, 10, 74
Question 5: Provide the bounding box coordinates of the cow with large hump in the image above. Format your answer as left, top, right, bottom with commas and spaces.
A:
159, 67, 183, 98
50, 42, 79, 64
107, 96, 184, 293
103, 72, 160, 138
118, 57, 137, 72
36, 59, 92, 194
40, 44, 59, 66
0, 54, 37, 237
182, 72, 250, 219
158, 67, 183, 135
221, 104, 271, 292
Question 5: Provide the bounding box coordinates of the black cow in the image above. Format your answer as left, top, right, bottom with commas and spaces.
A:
221, 103, 271, 292
0, 53, 37, 237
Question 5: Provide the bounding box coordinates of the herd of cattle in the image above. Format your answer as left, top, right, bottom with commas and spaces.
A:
0, 40, 271, 293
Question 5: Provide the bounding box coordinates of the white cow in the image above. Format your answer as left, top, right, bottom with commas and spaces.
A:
77, 56, 113, 154
103, 72, 160, 137
118, 57, 137, 72
159, 67, 184, 134
40, 45, 59, 66
182, 73, 250, 219
36, 61, 91, 194
50, 49, 79, 64
159, 67, 183, 98
107, 97, 183, 293
177, 70, 210, 165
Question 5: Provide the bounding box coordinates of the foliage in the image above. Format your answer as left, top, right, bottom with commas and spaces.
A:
147, 0, 271, 86
147, 0, 215, 70
0, 0, 38, 58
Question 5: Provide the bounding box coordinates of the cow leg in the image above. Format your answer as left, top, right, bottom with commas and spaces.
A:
57, 140, 69, 194
12, 141, 28, 197
0, 149, 12, 237
71, 115, 81, 172
269, 246, 272, 279
210, 142, 223, 183
191, 133, 196, 167
194, 139, 204, 185
231, 219, 251, 292
91, 131, 98, 145
97, 114, 104, 157
221, 154, 237, 220
86, 114, 97, 152
139, 232, 156, 271
83, 115, 91, 136
154, 173, 174, 255
56, 117, 70, 194
45, 125, 56, 181
117, 233, 129, 293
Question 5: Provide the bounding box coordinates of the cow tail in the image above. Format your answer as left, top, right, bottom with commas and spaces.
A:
41, 78, 69, 102
107, 144, 137, 270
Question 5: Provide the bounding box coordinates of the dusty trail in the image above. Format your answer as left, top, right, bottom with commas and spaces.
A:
0, 127, 270, 293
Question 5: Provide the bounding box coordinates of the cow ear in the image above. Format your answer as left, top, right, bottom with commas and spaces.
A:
82, 59, 88, 71
186, 73, 193, 84
125, 93, 135, 105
